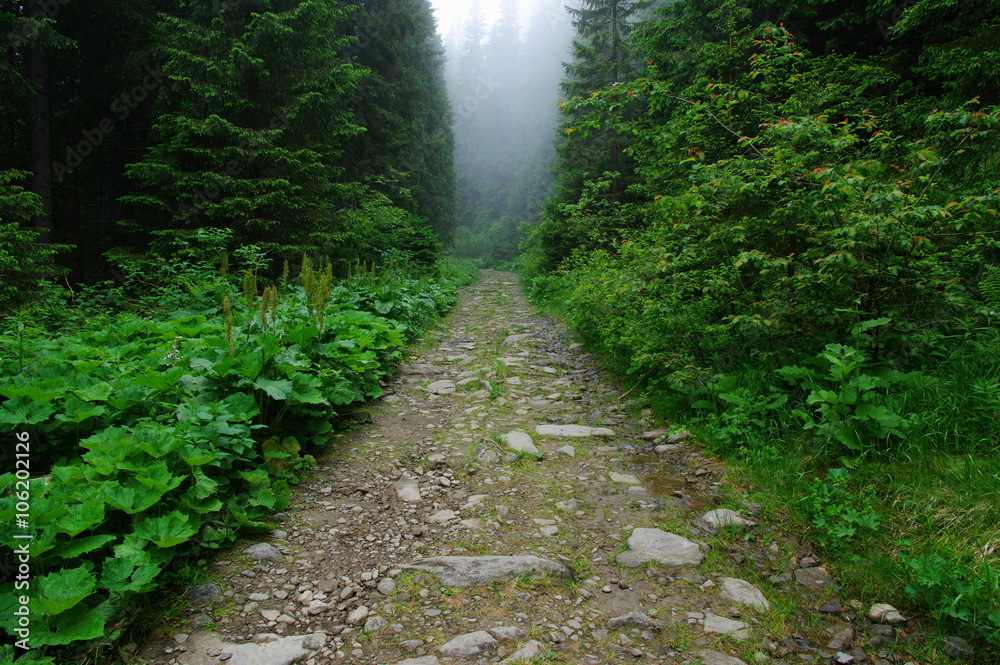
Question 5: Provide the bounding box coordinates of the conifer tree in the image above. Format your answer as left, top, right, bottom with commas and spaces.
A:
120, 0, 365, 264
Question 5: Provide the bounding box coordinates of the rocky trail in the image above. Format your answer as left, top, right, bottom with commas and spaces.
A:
138, 271, 914, 665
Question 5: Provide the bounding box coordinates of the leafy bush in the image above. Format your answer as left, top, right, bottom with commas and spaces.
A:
899, 551, 1000, 645
0, 250, 475, 660
800, 468, 881, 549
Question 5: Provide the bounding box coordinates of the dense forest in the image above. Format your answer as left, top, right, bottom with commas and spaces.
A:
1, 0, 999, 661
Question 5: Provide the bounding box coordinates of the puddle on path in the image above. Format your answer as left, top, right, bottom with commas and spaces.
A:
626, 453, 710, 513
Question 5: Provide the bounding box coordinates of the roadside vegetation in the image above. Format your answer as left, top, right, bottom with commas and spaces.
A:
0, 234, 476, 664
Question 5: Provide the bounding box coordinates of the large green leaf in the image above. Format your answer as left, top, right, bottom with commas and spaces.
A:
0, 397, 56, 424
101, 557, 162, 593
30, 566, 97, 616
55, 397, 108, 424
103, 480, 164, 515
56, 534, 118, 559
54, 497, 105, 537
135, 461, 185, 494
30, 604, 106, 647
254, 377, 292, 400
133, 512, 199, 548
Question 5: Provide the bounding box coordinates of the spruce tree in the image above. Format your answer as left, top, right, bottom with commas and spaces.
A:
120, 0, 365, 265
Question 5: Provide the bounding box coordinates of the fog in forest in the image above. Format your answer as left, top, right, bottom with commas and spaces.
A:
441, 0, 578, 264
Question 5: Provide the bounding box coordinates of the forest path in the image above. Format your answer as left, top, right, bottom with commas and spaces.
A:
140, 270, 877, 665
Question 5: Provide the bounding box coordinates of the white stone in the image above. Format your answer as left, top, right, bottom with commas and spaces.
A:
556, 445, 576, 457
609, 472, 641, 484
695, 650, 749, 665
428, 509, 456, 523
426, 380, 456, 395
869, 603, 905, 623
502, 430, 540, 455
697, 509, 756, 530
555, 499, 578, 513
346, 606, 369, 625
617, 527, 703, 567
703, 613, 749, 640
719, 578, 770, 611
395, 480, 422, 503
438, 631, 497, 657
500, 639, 545, 664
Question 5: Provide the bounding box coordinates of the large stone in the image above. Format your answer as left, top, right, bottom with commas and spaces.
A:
187, 583, 225, 606
428, 509, 456, 523
426, 380, 456, 395
555, 499, 578, 513
438, 631, 497, 657
401, 555, 574, 587
608, 471, 641, 484
161, 632, 313, 665
500, 640, 545, 664
243, 543, 282, 563
617, 528, 703, 567
719, 578, 770, 611
703, 613, 749, 640
696, 650, 749, 665
696, 509, 756, 531
395, 480, 422, 503
868, 603, 905, 623
502, 431, 540, 456
502, 333, 536, 347
396, 658, 440, 665
795, 567, 834, 589
608, 612, 667, 630
534, 424, 616, 437
487, 626, 527, 641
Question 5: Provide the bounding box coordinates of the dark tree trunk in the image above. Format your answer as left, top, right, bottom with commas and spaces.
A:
27, 0, 52, 242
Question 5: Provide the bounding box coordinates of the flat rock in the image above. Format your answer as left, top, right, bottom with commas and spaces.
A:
401, 555, 573, 587
500, 640, 545, 664
502, 430, 540, 455
243, 543, 282, 562
158, 632, 311, 665
428, 509, 456, 523
396, 658, 440, 665
795, 567, 834, 589
703, 613, 749, 640
555, 499, 578, 513
608, 612, 667, 630
654, 444, 682, 453
395, 480, 422, 503
556, 445, 576, 457
640, 429, 672, 440
438, 631, 497, 657
502, 333, 536, 346
487, 626, 527, 641
696, 650, 749, 665
617, 528, 703, 567
534, 424, 616, 437
426, 380, 456, 395
696, 509, 756, 531
608, 471, 641, 484
719, 578, 770, 611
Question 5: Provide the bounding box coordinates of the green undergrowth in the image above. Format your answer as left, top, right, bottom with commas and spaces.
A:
0, 240, 477, 663
528, 286, 1000, 658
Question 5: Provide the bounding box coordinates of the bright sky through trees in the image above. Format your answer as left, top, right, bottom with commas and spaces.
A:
428, 0, 531, 36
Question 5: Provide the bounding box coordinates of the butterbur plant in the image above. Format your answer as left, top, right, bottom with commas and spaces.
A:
800, 468, 881, 549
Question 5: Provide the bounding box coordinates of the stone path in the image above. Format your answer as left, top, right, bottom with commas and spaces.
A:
139, 271, 909, 665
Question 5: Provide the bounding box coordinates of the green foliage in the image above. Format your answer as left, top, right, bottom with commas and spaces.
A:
0, 247, 474, 659
800, 468, 881, 549
899, 551, 1000, 645
0, 170, 69, 310
779, 336, 920, 455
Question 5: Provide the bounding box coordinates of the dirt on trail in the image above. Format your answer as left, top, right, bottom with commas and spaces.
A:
138, 270, 908, 665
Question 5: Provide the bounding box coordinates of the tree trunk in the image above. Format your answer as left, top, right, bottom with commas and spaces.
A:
27, 0, 52, 242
